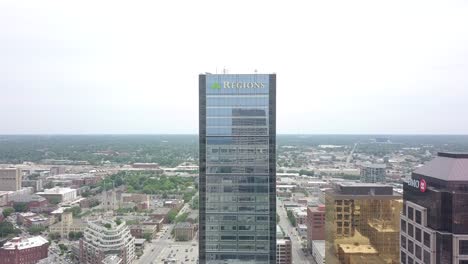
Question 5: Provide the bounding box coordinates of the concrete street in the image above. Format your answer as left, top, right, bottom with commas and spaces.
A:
277, 198, 315, 264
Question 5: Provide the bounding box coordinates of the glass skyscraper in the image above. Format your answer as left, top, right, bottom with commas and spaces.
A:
199, 73, 276, 264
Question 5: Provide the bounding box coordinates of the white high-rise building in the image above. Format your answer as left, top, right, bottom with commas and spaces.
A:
79, 219, 135, 264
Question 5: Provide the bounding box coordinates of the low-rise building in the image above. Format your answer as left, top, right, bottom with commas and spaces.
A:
297, 224, 307, 239
48, 211, 85, 238
37, 187, 77, 203
17, 212, 51, 228
0, 236, 49, 264
163, 199, 184, 209
129, 223, 158, 239
173, 222, 195, 241
312, 240, 325, 264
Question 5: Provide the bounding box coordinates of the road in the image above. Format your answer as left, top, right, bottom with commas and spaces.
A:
277, 198, 314, 264
346, 143, 358, 167
139, 199, 198, 264
139, 224, 174, 264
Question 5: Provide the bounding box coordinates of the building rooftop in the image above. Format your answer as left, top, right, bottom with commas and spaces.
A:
276, 238, 291, 245
361, 163, 386, 169
338, 243, 378, 254
312, 240, 325, 254
174, 222, 193, 229
413, 152, 468, 181
37, 187, 76, 195
2, 236, 48, 250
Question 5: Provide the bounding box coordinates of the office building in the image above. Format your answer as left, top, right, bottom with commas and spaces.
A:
36, 187, 77, 203
401, 152, 468, 264
360, 163, 386, 183
325, 182, 402, 264
276, 237, 292, 264
199, 73, 276, 263
0, 236, 49, 264
0, 168, 22, 191
79, 219, 135, 264
306, 205, 326, 251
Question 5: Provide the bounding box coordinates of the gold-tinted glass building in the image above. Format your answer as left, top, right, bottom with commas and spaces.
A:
325, 182, 402, 264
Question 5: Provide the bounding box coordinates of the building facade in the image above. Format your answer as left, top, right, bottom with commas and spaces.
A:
0, 168, 22, 191
80, 219, 135, 264
276, 238, 292, 264
401, 152, 468, 264
360, 164, 386, 183
0, 236, 49, 264
199, 74, 276, 263
36, 187, 77, 203
325, 182, 402, 264
174, 222, 196, 241
49, 211, 85, 238
307, 205, 326, 251
312, 240, 325, 264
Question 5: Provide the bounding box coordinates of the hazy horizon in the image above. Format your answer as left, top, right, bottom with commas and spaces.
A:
2, 1, 468, 134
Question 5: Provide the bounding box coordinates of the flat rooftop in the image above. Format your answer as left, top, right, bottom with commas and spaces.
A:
414, 152, 468, 181
2, 236, 48, 250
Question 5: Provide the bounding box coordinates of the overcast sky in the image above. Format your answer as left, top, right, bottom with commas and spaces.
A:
1, 0, 468, 134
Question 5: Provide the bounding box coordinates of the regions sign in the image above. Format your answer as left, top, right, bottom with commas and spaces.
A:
210, 82, 265, 89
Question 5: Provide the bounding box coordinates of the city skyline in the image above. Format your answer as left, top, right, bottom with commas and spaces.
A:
2, 1, 468, 134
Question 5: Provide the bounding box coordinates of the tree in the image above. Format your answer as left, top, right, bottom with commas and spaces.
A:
13, 203, 28, 212
58, 243, 68, 255
167, 209, 178, 224
2, 207, 14, 218
28, 226, 45, 235
64, 206, 81, 216
68, 231, 83, 240
48, 197, 61, 205
175, 212, 189, 223
0, 222, 21, 238
143, 232, 152, 242
191, 196, 199, 209
287, 210, 296, 226
49, 232, 61, 240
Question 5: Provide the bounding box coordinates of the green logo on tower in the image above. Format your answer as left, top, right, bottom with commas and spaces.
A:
210, 82, 221, 89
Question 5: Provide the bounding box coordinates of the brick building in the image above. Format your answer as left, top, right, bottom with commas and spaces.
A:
0, 236, 49, 264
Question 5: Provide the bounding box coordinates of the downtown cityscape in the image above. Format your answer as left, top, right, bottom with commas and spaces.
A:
2, 1, 468, 264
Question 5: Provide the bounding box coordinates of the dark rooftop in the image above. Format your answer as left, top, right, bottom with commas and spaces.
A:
438, 152, 468, 159
414, 152, 468, 181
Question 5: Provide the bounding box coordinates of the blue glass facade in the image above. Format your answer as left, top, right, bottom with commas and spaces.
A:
199, 74, 276, 263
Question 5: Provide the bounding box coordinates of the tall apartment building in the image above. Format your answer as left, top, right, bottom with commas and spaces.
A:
199, 73, 276, 263
0, 236, 49, 264
325, 182, 402, 264
276, 237, 292, 264
79, 219, 135, 264
360, 164, 386, 183
401, 152, 468, 264
0, 168, 22, 191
